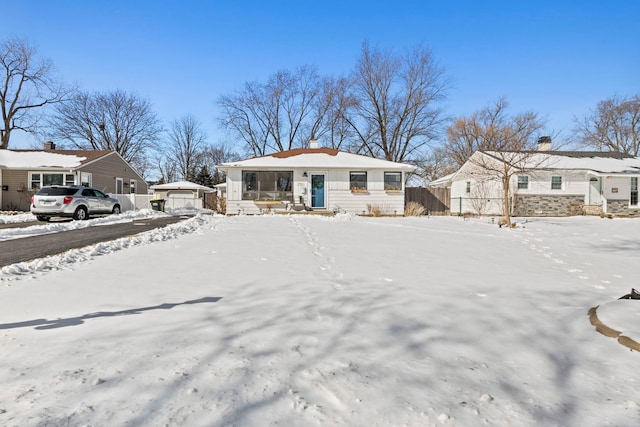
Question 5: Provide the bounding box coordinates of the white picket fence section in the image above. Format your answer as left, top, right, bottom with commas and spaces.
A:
110, 194, 203, 212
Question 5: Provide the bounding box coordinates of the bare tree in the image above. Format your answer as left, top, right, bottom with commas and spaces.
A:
219, 65, 318, 155
418, 146, 458, 184
574, 94, 640, 156
444, 97, 545, 168
168, 115, 207, 180
199, 143, 240, 184
154, 154, 179, 184
307, 75, 357, 150
448, 99, 547, 224
49, 89, 163, 168
347, 42, 449, 162
0, 37, 73, 149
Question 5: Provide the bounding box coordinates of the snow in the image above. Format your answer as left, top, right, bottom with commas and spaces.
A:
150, 181, 215, 191
1, 212, 640, 426
219, 150, 416, 170
0, 151, 85, 168
483, 150, 640, 174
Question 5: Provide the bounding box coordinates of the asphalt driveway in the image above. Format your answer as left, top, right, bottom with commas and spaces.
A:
0, 215, 190, 267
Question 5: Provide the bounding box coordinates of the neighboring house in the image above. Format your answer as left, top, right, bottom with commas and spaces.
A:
217, 142, 416, 215
434, 145, 640, 217
0, 141, 148, 211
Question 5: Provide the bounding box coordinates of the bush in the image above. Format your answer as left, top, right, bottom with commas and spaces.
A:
404, 202, 426, 217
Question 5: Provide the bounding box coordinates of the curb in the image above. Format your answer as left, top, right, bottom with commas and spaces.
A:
588, 306, 640, 352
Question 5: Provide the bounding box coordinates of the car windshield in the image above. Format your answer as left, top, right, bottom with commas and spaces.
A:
36, 187, 77, 196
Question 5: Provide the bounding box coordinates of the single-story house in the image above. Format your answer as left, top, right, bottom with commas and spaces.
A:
0, 141, 147, 211
217, 142, 416, 215
434, 143, 640, 217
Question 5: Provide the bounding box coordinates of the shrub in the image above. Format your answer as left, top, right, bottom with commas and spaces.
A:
404, 202, 426, 217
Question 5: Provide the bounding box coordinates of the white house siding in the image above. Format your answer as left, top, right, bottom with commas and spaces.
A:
449, 178, 504, 216
604, 176, 640, 215
225, 168, 407, 215
521, 170, 587, 196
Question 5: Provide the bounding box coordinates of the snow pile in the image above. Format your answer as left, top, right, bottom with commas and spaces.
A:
1, 214, 639, 426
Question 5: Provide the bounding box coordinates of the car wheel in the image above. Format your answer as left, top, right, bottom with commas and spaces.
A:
112, 204, 121, 215
36, 216, 50, 222
73, 206, 89, 220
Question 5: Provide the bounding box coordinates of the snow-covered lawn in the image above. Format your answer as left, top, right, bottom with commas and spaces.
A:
1, 213, 639, 426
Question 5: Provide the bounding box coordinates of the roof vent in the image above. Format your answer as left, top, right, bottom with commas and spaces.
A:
537, 136, 551, 151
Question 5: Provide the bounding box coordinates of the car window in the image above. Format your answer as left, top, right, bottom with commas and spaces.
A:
36, 187, 77, 196
82, 189, 95, 197
94, 190, 107, 198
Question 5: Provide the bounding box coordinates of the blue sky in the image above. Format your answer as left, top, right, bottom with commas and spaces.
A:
5, 1, 639, 152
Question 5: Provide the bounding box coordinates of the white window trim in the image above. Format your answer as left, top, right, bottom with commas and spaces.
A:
517, 175, 529, 190
631, 177, 639, 208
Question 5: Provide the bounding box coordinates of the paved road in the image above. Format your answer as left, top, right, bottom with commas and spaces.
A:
0, 216, 190, 267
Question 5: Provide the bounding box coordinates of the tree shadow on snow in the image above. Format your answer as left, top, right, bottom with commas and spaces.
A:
0, 296, 222, 330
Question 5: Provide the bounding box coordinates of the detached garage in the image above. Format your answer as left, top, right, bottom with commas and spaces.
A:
149, 181, 213, 210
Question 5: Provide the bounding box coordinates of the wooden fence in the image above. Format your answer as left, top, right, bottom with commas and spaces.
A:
405, 187, 450, 215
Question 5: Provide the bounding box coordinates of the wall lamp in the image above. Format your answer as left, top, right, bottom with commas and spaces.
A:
303, 172, 308, 177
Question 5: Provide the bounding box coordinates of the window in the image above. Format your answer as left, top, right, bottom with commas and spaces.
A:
29, 172, 75, 190
384, 172, 402, 191
116, 178, 123, 194
130, 179, 137, 194
551, 176, 562, 190
631, 177, 638, 206
350, 171, 367, 191
465, 181, 471, 193
242, 171, 293, 201
517, 175, 529, 190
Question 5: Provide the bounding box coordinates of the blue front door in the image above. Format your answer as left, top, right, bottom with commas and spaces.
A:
311, 174, 325, 208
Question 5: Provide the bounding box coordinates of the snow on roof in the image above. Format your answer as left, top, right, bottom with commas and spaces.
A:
0, 150, 86, 169
218, 149, 416, 171
429, 171, 457, 187
149, 181, 214, 191
483, 151, 640, 174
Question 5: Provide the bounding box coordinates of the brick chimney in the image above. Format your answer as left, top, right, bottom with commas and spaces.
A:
537, 136, 551, 151
43, 141, 56, 151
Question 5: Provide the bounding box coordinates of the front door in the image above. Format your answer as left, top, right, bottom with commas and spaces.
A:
311, 174, 325, 208
589, 177, 602, 205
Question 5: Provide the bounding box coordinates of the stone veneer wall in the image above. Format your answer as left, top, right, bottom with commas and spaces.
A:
512, 194, 584, 217
606, 199, 639, 216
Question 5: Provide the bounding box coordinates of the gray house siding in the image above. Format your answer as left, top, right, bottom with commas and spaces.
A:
1, 170, 32, 211
79, 153, 148, 195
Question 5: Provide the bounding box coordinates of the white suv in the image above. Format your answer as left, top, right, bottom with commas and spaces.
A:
30, 185, 121, 221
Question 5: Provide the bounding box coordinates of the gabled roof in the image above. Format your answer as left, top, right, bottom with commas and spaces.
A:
479, 150, 640, 174
150, 180, 214, 191
218, 148, 416, 171
1, 149, 113, 169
